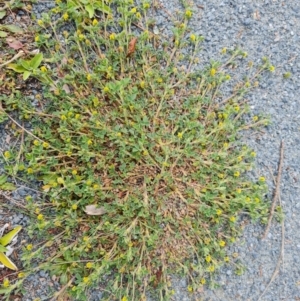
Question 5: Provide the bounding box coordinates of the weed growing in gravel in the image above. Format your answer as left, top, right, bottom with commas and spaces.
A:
0, 0, 274, 300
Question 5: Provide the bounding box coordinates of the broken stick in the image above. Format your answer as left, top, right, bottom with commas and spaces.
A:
262, 140, 284, 239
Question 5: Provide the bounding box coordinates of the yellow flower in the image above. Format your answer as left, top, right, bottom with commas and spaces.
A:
27, 168, 33, 174
207, 265, 215, 272
61, 115, 67, 121
37, 20, 44, 26
221, 47, 227, 54
236, 188, 242, 194
37, 214, 44, 220
3, 278, 10, 287
33, 140, 40, 146
18, 272, 25, 278
35, 35, 40, 42
86, 73, 92, 81
224, 256, 230, 262
72, 204, 77, 210
143, 3, 150, 9
219, 240, 226, 247
216, 209, 222, 216
57, 177, 64, 184
103, 86, 110, 93
40, 66, 47, 72
225, 74, 231, 80
86, 262, 93, 269
26, 244, 33, 251
187, 285, 193, 292
234, 105, 240, 112
87, 139, 93, 145
237, 156, 243, 162
42, 142, 49, 148
63, 13, 69, 21
234, 171, 240, 177
121, 297, 128, 301
157, 77, 163, 83
135, 12, 141, 19
83, 277, 89, 283
218, 173, 224, 179
205, 255, 211, 262
130, 7, 137, 13
92, 19, 98, 26
269, 65, 275, 72
4, 151, 11, 159
259, 176, 265, 182
140, 81, 145, 88
177, 132, 183, 139
229, 216, 236, 222
250, 151, 256, 157
190, 34, 196, 42
109, 33, 116, 40
185, 9, 192, 19
210, 68, 216, 76
54, 220, 61, 227
200, 278, 206, 285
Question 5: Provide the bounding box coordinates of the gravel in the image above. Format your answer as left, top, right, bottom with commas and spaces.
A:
1, 0, 300, 300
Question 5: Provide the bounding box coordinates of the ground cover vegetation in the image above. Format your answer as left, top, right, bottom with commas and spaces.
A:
0, 0, 275, 300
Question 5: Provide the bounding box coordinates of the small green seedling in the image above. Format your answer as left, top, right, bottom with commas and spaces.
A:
0, 224, 22, 270
7, 53, 43, 81
0, 175, 16, 191
72, 0, 111, 18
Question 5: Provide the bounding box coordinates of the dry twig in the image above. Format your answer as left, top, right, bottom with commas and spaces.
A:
262, 140, 284, 239
257, 162, 285, 301
49, 276, 75, 301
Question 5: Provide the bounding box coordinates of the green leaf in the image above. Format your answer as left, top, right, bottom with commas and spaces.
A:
0, 11, 6, 20
23, 71, 32, 81
0, 30, 7, 38
0, 287, 11, 294
0, 225, 22, 246
20, 59, 31, 70
95, 2, 111, 14
85, 4, 95, 18
0, 245, 7, 252
7, 63, 27, 73
39, 173, 57, 185
29, 53, 43, 69
0, 175, 7, 185
0, 252, 18, 270
2, 25, 23, 33
0, 182, 16, 191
